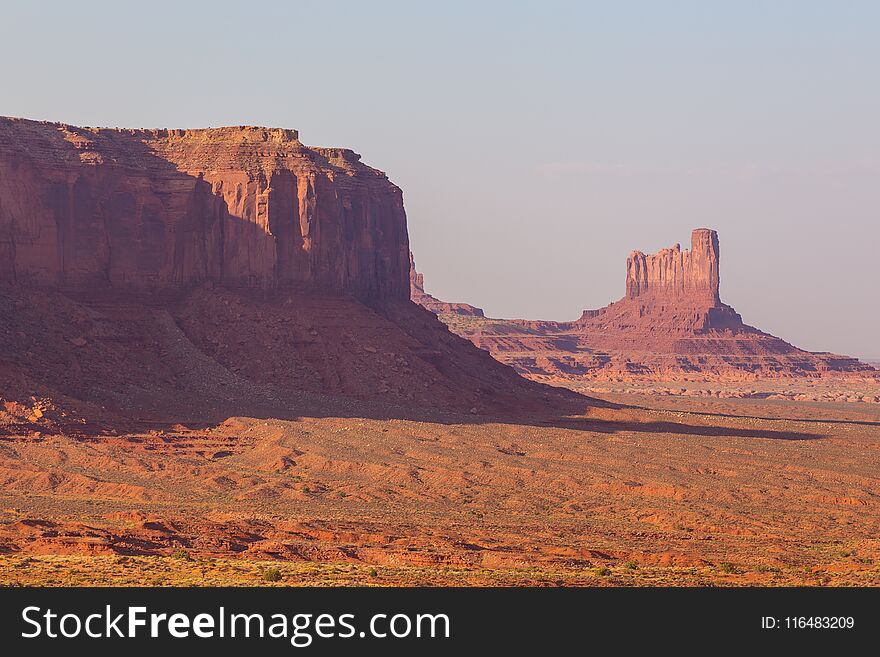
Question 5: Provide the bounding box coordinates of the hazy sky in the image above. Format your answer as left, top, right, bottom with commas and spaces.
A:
3, 1, 878, 357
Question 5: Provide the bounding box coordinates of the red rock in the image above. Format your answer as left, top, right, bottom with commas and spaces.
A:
432, 229, 877, 380
575, 229, 744, 335
0, 117, 410, 300
626, 228, 720, 302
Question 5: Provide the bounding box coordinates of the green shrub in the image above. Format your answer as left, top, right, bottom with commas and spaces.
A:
170, 549, 192, 561
754, 564, 779, 573
595, 566, 612, 577
262, 567, 282, 582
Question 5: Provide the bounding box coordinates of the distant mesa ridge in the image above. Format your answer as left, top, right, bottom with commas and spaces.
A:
412, 228, 875, 380
409, 251, 484, 317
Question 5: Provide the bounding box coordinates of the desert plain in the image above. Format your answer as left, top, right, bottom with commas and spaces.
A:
2, 376, 879, 587
1, 118, 878, 587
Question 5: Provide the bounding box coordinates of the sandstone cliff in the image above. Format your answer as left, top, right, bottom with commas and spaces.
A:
626, 228, 720, 302
0, 118, 410, 300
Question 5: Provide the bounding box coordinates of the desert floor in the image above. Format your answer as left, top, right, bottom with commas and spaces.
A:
1, 381, 879, 587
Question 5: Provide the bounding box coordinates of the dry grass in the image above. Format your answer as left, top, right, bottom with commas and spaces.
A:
2, 555, 879, 587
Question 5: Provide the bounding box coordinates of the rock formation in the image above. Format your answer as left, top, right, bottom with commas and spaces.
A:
422, 229, 876, 380
626, 228, 720, 302
0, 118, 410, 300
0, 117, 575, 421
409, 251, 484, 317
574, 229, 745, 335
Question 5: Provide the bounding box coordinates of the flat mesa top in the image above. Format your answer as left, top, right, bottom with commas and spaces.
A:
0, 116, 301, 144
0, 117, 378, 171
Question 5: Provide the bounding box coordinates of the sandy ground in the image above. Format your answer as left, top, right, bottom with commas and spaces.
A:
1, 382, 879, 587
560, 378, 880, 405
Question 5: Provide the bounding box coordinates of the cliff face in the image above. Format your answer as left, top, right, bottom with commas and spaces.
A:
0, 118, 410, 300
626, 228, 720, 302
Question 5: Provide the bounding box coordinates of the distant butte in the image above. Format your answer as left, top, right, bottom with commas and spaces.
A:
414, 229, 877, 380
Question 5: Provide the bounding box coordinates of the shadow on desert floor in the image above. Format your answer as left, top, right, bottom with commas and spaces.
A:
98, 390, 829, 442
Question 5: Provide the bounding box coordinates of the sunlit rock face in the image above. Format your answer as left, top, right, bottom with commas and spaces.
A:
0, 118, 410, 300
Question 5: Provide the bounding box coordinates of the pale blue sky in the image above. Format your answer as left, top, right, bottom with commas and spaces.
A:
3, 1, 878, 356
